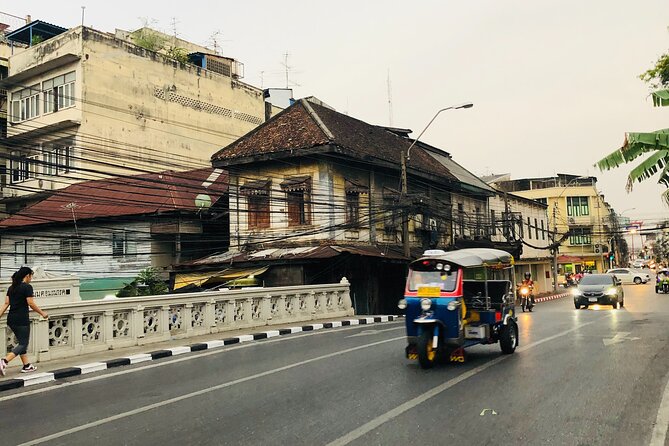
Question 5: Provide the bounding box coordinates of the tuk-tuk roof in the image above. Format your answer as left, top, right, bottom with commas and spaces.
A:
415, 248, 514, 268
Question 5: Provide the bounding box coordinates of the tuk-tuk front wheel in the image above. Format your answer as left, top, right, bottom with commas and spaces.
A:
417, 330, 437, 369
500, 322, 518, 354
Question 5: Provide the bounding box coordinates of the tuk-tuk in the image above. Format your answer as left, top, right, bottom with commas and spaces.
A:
398, 248, 519, 369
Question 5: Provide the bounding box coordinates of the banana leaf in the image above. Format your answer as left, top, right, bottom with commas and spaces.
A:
652, 89, 669, 107
597, 129, 669, 171
626, 149, 669, 190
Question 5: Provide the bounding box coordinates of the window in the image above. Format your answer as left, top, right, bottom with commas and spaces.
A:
346, 193, 360, 225
42, 146, 72, 175
281, 176, 311, 227
569, 228, 592, 246
248, 195, 270, 229
112, 232, 136, 258
541, 220, 545, 240
535, 218, 539, 239
527, 217, 532, 239
10, 84, 40, 122
344, 179, 367, 226
43, 71, 76, 114
14, 240, 32, 265
567, 197, 589, 217
60, 237, 82, 261
10, 151, 39, 183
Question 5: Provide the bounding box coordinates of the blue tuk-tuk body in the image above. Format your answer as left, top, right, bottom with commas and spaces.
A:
399, 248, 519, 368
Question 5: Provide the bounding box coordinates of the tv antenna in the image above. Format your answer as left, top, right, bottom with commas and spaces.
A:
281, 52, 301, 89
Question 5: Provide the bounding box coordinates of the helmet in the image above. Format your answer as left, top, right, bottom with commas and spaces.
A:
524, 272, 531, 280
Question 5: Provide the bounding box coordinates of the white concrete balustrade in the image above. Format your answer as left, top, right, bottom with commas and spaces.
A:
0, 279, 353, 362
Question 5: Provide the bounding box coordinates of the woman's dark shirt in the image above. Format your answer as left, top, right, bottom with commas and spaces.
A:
7, 283, 33, 326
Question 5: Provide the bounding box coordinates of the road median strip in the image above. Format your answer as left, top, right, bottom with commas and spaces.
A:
0, 315, 400, 393
534, 292, 570, 303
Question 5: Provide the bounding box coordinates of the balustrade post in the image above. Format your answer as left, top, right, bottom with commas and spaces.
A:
340, 277, 354, 314
262, 294, 272, 324
243, 298, 253, 325
184, 303, 194, 335
307, 291, 316, 319
205, 298, 216, 330
133, 305, 145, 344
34, 318, 51, 362
319, 291, 328, 315
104, 310, 114, 349
161, 305, 170, 337
73, 313, 84, 354
276, 294, 287, 322
226, 299, 236, 328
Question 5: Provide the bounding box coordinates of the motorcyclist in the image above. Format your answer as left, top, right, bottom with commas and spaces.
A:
517, 272, 535, 311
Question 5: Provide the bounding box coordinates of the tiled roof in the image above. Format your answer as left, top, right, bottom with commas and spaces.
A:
0, 169, 228, 228
211, 99, 457, 181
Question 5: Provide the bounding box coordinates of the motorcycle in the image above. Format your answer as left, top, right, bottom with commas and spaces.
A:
517, 284, 534, 312
656, 272, 669, 293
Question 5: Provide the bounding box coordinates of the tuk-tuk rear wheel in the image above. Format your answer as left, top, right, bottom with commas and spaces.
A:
417, 330, 437, 369
500, 322, 517, 354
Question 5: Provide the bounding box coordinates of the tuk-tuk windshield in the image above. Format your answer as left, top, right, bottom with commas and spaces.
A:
408, 270, 458, 292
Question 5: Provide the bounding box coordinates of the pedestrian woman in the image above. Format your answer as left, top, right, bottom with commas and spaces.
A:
0, 267, 48, 376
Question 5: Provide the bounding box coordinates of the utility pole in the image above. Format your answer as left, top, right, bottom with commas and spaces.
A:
399, 103, 474, 259
552, 201, 558, 291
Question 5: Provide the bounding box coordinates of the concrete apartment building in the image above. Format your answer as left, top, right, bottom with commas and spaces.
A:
1, 20, 273, 215
490, 174, 616, 275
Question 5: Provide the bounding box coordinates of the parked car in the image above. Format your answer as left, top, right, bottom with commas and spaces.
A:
573, 274, 624, 309
631, 259, 646, 269
606, 268, 650, 285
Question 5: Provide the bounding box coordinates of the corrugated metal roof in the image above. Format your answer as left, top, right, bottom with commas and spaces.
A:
0, 169, 228, 228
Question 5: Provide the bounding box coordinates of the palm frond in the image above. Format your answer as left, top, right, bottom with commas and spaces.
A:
626, 149, 669, 191
597, 129, 669, 171
663, 188, 669, 206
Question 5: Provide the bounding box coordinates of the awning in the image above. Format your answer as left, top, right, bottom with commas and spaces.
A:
174, 266, 269, 290
281, 176, 311, 192
345, 178, 369, 194
240, 179, 270, 195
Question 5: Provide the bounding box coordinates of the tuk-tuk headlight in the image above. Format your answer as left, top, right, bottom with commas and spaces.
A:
420, 298, 432, 311
397, 299, 407, 310
447, 300, 459, 311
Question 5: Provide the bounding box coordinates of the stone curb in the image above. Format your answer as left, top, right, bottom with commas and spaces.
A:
0, 315, 400, 393
534, 292, 570, 303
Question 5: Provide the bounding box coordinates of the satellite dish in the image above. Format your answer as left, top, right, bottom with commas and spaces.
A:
195, 194, 212, 210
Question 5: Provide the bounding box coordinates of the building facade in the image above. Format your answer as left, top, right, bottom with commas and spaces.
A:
491, 174, 615, 276
1, 21, 272, 214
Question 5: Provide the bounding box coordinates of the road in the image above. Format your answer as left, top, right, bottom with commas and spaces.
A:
0, 283, 668, 446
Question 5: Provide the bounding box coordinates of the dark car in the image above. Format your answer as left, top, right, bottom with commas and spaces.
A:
573, 274, 624, 309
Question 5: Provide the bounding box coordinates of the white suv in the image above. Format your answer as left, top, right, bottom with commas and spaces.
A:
606, 268, 650, 285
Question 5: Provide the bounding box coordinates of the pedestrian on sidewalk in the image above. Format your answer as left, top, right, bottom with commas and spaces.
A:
0, 267, 48, 376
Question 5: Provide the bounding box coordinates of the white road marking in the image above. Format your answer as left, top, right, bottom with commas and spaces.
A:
0, 321, 403, 403
649, 370, 669, 446
17, 336, 405, 446
19, 373, 55, 387
346, 327, 404, 338
264, 330, 280, 338
326, 317, 605, 446
168, 347, 191, 356
602, 331, 641, 346
237, 335, 254, 342
204, 340, 225, 349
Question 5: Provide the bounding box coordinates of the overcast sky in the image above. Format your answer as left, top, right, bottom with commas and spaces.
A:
9, 1, 669, 226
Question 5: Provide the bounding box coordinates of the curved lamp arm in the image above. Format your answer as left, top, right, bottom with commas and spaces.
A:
405, 103, 473, 161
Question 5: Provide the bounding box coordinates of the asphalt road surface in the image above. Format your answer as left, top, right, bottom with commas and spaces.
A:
0, 283, 668, 446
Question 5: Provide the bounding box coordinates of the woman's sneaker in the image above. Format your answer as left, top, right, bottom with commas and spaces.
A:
20, 364, 37, 373
0, 359, 6, 376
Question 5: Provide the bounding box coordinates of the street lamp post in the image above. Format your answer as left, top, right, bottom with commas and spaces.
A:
400, 103, 473, 258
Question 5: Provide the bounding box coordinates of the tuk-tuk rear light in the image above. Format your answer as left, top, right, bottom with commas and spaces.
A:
495, 311, 502, 322
420, 298, 432, 311
397, 299, 407, 310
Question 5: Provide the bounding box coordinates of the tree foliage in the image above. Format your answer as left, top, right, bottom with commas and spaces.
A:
117, 267, 169, 297
596, 28, 669, 203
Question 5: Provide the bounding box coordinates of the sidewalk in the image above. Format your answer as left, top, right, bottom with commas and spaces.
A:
0, 315, 401, 392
